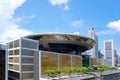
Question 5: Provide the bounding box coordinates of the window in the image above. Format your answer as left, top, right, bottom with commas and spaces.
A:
9, 42, 13, 49
14, 49, 19, 55
22, 57, 33, 63
8, 71, 20, 79
21, 49, 35, 56
22, 65, 33, 71
13, 64, 19, 71
9, 57, 13, 63
21, 39, 37, 49
14, 57, 19, 63
14, 40, 19, 48
9, 50, 13, 55
9, 64, 13, 69
22, 73, 33, 79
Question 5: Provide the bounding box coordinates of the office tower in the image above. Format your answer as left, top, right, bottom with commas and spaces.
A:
88, 28, 98, 58
118, 55, 120, 64
114, 50, 118, 66
98, 50, 104, 59
0, 44, 7, 80
104, 40, 115, 66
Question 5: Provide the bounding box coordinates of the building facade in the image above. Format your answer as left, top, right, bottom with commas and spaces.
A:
98, 50, 104, 59
88, 28, 98, 58
0, 44, 7, 80
8, 38, 39, 80
7, 33, 105, 79
104, 40, 115, 66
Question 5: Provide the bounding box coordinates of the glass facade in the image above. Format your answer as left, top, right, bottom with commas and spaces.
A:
104, 40, 114, 66
21, 38, 38, 80
22, 73, 33, 79
21, 49, 34, 56
8, 38, 38, 80
14, 40, 19, 48
8, 42, 13, 49
22, 65, 33, 71
82, 55, 89, 67
22, 57, 33, 63
8, 39, 20, 80
21, 39, 38, 49
8, 71, 20, 80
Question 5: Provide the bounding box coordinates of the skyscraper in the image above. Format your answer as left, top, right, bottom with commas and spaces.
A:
88, 28, 98, 58
104, 40, 115, 66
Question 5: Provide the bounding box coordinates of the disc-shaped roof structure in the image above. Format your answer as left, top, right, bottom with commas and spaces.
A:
24, 33, 96, 53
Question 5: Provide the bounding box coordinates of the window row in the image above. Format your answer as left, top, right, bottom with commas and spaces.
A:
9, 57, 19, 63
8, 64, 20, 71
8, 40, 19, 49
9, 49, 19, 55
8, 70, 20, 79
9, 49, 38, 56
9, 57, 34, 64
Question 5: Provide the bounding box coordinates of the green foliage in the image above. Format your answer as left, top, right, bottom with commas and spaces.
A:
93, 66, 118, 72
44, 66, 118, 78
54, 68, 62, 74
88, 67, 94, 72
45, 69, 55, 77
63, 67, 75, 74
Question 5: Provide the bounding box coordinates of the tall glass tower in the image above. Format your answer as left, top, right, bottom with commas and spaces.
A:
88, 28, 98, 58
104, 40, 115, 66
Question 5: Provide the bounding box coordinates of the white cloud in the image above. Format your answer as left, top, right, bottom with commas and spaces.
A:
10, 0, 26, 11
64, 5, 69, 10
0, 0, 33, 43
0, 25, 32, 43
107, 20, 120, 31
49, 0, 69, 5
13, 15, 36, 23
96, 30, 117, 35
49, 0, 70, 10
71, 20, 84, 27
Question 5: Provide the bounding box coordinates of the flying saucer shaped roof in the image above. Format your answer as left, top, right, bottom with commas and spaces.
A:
24, 33, 96, 53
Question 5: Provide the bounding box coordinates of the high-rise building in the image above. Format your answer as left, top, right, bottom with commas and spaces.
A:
88, 28, 98, 58
114, 50, 118, 66
98, 50, 104, 59
0, 44, 7, 80
104, 40, 115, 66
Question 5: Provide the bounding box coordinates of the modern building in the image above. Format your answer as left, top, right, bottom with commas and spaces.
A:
88, 28, 98, 58
114, 50, 118, 66
104, 40, 115, 66
98, 50, 104, 59
117, 55, 120, 65
7, 33, 105, 79
0, 44, 7, 80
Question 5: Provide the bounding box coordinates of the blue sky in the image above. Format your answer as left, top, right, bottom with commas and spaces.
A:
0, 0, 120, 54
